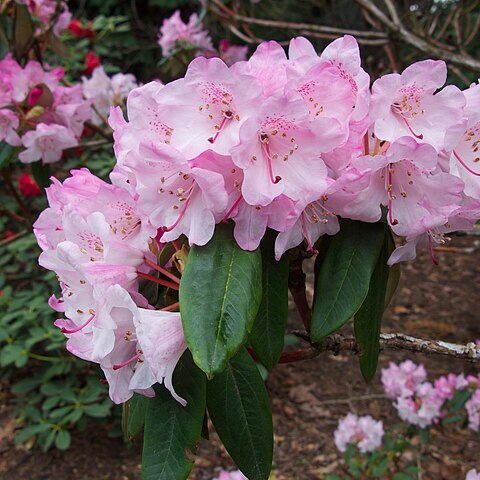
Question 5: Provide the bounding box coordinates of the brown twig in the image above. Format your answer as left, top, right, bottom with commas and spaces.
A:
290, 330, 480, 363
0, 230, 29, 247
0, 204, 28, 224
355, 0, 480, 72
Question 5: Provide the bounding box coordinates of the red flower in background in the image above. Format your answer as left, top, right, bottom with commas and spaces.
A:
3, 231, 16, 239
18, 173, 42, 197
84, 51, 101, 75
68, 19, 94, 39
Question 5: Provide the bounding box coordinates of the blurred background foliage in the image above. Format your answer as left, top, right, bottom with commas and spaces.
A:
1, 0, 479, 452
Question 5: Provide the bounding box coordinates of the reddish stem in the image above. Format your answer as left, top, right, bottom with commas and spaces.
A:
145, 258, 180, 284
137, 272, 179, 290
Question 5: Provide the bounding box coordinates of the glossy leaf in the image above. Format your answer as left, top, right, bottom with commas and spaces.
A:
311, 220, 385, 341
122, 394, 149, 440
180, 223, 262, 377
249, 229, 289, 370
354, 226, 390, 381
142, 351, 206, 480
207, 348, 273, 480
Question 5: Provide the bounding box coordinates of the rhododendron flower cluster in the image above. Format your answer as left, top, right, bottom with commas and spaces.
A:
158, 9, 214, 57
82, 66, 139, 125
0, 55, 92, 164
34, 36, 480, 409
33, 168, 189, 404
158, 10, 247, 66
382, 361, 480, 430
334, 413, 384, 453
110, 35, 479, 264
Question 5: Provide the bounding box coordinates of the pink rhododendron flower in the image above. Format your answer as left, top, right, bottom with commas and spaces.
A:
466, 469, 480, 480
219, 40, 248, 66
334, 413, 384, 453
158, 10, 214, 57
83, 66, 138, 124
213, 470, 247, 480
19, 123, 77, 163
466, 387, 480, 432
0, 108, 21, 146
395, 382, 443, 428
133, 309, 187, 406
370, 60, 465, 150
381, 360, 427, 399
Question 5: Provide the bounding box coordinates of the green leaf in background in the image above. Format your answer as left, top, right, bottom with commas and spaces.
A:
249, 229, 289, 370
207, 348, 273, 480
142, 351, 206, 480
180, 223, 262, 378
13, 4, 33, 60
354, 225, 390, 382
30, 161, 51, 190
0, 142, 15, 169
311, 220, 385, 341
122, 393, 149, 440
54, 429, 71, 450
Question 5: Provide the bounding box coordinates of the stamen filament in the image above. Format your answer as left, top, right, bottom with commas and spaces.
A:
301, 213, 319, 255
401, 115, 423, 140
113, 352, 142, 370
145, 258, 180, 284
453, 150, 480, 176
264, 143, 281, 184
161, 302, 180, 311
387, 165, 399, 226
363, 133, 370, 156
222, 194, 243, 222
137, 272, 180, 290
163, 193, 193, 233
429, 235, 439, 266
208, 116, 228, 144
61, 314, 95, 334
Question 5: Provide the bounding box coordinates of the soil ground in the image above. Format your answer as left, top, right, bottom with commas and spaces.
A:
1, 234, 479, 480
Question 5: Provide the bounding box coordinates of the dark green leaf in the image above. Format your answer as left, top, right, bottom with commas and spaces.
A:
30, 161, 50, 190
384, 229, 400, 309
55, 430, 71, 450
180, 223, 262, 377
449, 388, 473, 413
123, 394, 149, 439
207, 348, 273, 480
249, 229, 289, 370
142, 351, 206, 480
354, 225, 389, 381
0, 142, 15, 169
13, 4, 33, 60
311, 220, 385, 341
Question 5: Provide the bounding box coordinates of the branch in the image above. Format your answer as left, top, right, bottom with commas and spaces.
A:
292, 330, 480, 362
355, 0, 480, 72
209, 0, 388, 40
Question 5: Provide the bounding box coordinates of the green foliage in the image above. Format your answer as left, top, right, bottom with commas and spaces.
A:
206, 348, 273, 480
0, 233, 116, 452
354, 226, 391, 381
311, 219, 386, 341
142, 351, 206, 480
180, 223, 262, 378
249, 229, 290, 370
